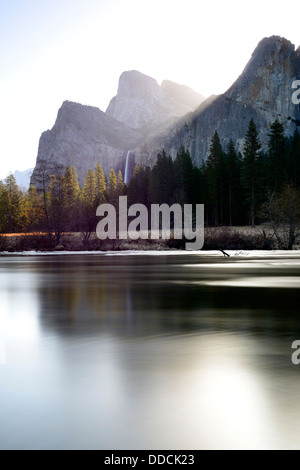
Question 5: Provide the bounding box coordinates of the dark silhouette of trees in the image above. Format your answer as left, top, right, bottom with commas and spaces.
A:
2, 117, 300, 250
266, 119, 287, 193
288, 130, 300, 187
241, 119, 263, 227
262, 185, 300, 249
204, 131, 224, 225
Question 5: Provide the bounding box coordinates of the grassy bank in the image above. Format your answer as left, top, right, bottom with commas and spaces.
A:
0, 232, 168, 252
0, 225, 294, 252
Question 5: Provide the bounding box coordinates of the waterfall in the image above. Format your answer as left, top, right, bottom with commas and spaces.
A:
124, 150, 131, 184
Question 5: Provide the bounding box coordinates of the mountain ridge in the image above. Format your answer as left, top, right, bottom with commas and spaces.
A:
105, 70, 205, 128
31, 71, 205, 187
31, 36, 300, 189
133, 35, 300, 168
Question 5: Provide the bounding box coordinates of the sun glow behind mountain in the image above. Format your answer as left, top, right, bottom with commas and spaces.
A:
0, 0, 299, 179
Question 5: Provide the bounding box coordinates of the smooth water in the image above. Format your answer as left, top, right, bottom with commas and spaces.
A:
1, 251, 300, 450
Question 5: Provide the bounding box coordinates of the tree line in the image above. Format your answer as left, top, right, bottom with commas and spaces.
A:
1, 118, 300, 246
128, 118, 300, 231
0, 164, 126, 244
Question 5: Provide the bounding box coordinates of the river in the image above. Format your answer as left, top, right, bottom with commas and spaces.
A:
0, 251, 300, 449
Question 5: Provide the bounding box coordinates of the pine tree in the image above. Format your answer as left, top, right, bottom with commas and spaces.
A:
191, 166, 204, 207
83, 170, 96, 206
62, 166, 80, 230
25, 185, 44, 231
174, 146, 194, 205
288, 130, 300, 188
241, 119, 262, 227
205, 131, 224, 225
0, 183, 9, 232
80, 169, 97, 241
116, 170, 125, 197
128, 165, 141, 205
0, 173, 22, 233
225, 139, 242, 226
48, 174, 66, 244
71, 166, 80, 194
107, 169, 117, 204
36, 159, 53, 239
94, 162, 106, 203
148, 161, 160, 204
63, 166, 78, 205
149, 151, 174, 205
139, 166, 151, 207
266, 119, 287, 193
128, 165, 151, 207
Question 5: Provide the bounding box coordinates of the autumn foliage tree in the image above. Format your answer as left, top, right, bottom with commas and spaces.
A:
0, 173, 22, 233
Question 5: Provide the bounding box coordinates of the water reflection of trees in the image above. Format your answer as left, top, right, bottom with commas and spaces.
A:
37, 255, 300, 339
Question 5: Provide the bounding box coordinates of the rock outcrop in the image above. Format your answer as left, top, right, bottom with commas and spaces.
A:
134, 36, 300, 167
31, 36, 300, 189
31, 72, 204, 188
106, 70, 204, 129
31, 101, 143, 187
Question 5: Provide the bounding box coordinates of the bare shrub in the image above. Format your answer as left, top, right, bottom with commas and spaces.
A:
203, 226, 274, 250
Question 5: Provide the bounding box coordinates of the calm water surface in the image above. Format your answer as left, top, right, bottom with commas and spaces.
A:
1, 251, 300, 449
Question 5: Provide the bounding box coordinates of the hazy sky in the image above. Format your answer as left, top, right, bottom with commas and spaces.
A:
0, 0, 299, 180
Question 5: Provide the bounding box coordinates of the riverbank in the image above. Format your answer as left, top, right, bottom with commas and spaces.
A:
0, 226, 298, 252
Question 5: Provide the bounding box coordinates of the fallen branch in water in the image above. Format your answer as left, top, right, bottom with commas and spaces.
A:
220, 250, 230, 257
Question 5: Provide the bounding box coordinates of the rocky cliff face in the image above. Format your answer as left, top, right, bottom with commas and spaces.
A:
31, 72, 204, 188
31, 36, 300, 189
106, 70, 204, 129
134, 36, 300, 167
31, 101, 144, 187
